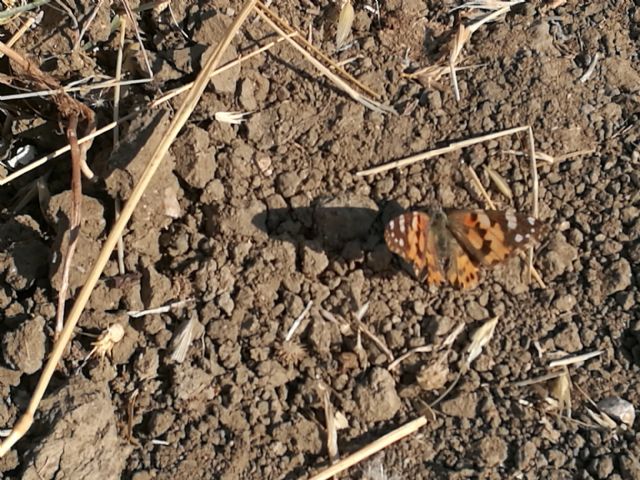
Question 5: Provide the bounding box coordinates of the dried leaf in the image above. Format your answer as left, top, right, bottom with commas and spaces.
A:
336, 1, 354, 49
170, 317, 196, 363
215, 111, 251, 124
586, 409, 617, 430
466, 316, 499, 365
442, 322, 465, 348
354, 302, 370, 322
550, 371, 572, 417
334, 411, 349, 430
485, 167, 513, 199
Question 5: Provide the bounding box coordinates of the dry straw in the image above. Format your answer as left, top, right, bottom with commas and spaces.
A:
254, 1, 394, 114
307, 416, 427, 480
0, 34, 295, 187
335, 0, 354, 49
0, 0, 259, 457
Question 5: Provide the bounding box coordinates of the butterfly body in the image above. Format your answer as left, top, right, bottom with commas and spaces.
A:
384, 209, 547, 289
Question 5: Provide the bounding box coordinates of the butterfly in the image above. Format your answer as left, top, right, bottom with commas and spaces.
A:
384, 209, 547, 289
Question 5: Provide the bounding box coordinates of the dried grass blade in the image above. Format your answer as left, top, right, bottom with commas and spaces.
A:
308, 417, 427, 480
256, 2, 394, 114
548, 350, 604, 368
336, 1, 354, 49
356, 125, 529, 176
54, 115, 83, 339
113, 15, 127, 146
485, 166, 513, 199
466, 316, 499, 365
0, 0, 259, 457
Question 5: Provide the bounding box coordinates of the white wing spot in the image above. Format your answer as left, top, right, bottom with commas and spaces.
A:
398, 216, 406, 233
398, 238, 404, 247
530, 228, 536, 234
527, 217, 536, 226
477, 212, 491, 229
388, 220, 394, 229
514, 233, 523, 243
506, 212, 517, 230
525, 233, 530, 239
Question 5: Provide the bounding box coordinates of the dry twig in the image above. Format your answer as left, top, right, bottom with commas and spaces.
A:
255, 1, 394, 114
307, 417, 427, 480
0, 34, 294, 187
54, 114, 83, 338
0, 0, 258, 457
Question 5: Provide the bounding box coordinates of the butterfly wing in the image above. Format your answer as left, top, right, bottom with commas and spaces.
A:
384, 212, 445, 286
445, 209, 546, 266
443, 241, 481, 289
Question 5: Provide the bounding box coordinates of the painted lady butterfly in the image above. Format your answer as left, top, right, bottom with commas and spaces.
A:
384, 209, 547, 289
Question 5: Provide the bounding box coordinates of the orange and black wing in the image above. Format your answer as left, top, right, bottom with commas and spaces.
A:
445, 209, 547, 266
443, 241, 481, 290
384, 212, 445, 286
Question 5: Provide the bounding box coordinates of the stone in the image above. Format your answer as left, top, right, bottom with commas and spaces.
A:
603, 258, 631, 295
440, 392, 478, 418
148, 410, 176, 437
302, 244, 329, 277
540, 234, 578, 279
354, 368, 401, 423
2, 316, 46, 375
473, 435, 508, 467
173, 125, 216, 189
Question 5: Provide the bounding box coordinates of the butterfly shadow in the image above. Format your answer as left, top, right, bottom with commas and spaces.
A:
251, 196, 407, 274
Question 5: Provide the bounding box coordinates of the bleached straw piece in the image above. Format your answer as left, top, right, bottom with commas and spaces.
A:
307, 416, 427, 480
387, 345, 433, 371
510, 371, 564, 388
127, 298, 195, 318
548, 350, 604, 368
113, 15, 127, 146
578, 53, 600, 83
255, 2, 394, 114
356, 126, 529, 177
0, 0, 258, 457
285, 300, 313, 342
